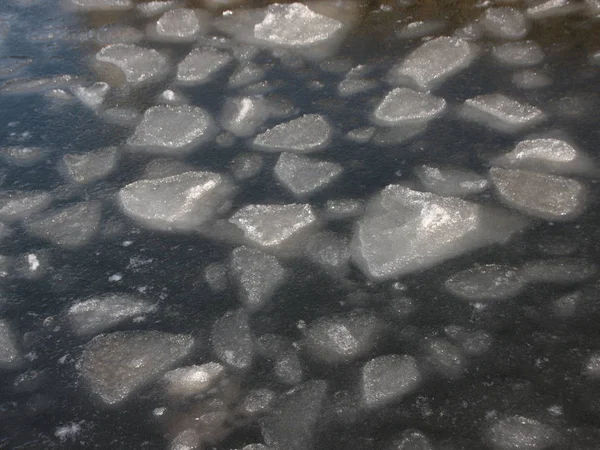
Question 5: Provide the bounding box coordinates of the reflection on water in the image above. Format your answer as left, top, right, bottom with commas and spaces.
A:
0, 0, 599, 449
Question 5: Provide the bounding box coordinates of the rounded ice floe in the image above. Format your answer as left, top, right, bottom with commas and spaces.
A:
388, 36, 479, 91
59, 147, 119, 185
65, 0, 133, 12
127, 105, 216, 155
584, 353, 600, 378
211, 309, 254, 370
228, 62, 266, 88
414, 165, 488, 197
162, 362, 225, 398
490, 167, 587, 221
220, 96, 270, 138
0, 320, 22, 369
118, 171, 235, 232
361, 354, 421, 409
94, 44, 169, 86
148, 8, 207, 43
460, 94, 545, 133
252, 114, 332, 153
136, 0, 180, 18
445, 264, 526, 301
492, 41, 544, 68
66, 293, 155, 336
484, 415, 559, 449
71, 82, 110, 109
322, 198, 364, 221
423, 338, 465, 379
520, 257, 596, 284
305, 231, 350, 277
511, 69, 552, 90
480, 7, 529, 40
79, 330, 194, 406
231, 153, 264, 180
527, 0, 584, 19
0, 191, 52, 222
274, 152, 343, 198
373, 88, 446, 126
176, 48, 233, 84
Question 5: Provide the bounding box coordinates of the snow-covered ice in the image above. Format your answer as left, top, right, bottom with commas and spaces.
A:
149, 8, 206, 43
480, 7, 529, 40
162, 362, 225, 398
415, 165, 489, 197
211, 309, 254, 370
220, 96, 269, 138
0, 191, 52, 222
492, 41, 544, 68
461, 94, 545, 133
274, 152, 343, 198
373, 88, 447, 126
252, 114, 332, 153
445, 264, 526, 301
94, 44, 169, 86
361, 354, 421, 409
176, 48, 233, 84
59, 147, 119, 184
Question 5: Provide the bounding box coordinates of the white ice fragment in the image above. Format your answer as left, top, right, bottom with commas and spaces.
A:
584, 353, 600, 378
492, 41, 544, 68
461, 94, 545, 133
211, 309, 254, 370
176, 47, 233, 84
231, 153, 264, 180
72, 82, 110, 109
322, 198, 364, 220
274, 152, 343, 198
480, 7, 529, 40
136, 1, 179, 18
511, 69, 552, 89
361, 354, 421, 409
445, 264, 525, 301
485, 416, 559, 449
373, 88, 446, 126
345, 126, 375, 143
0, 320, 22, 369
55, 422, 83, 442
0, 146, 47, 167
0, 191, 52, 222
220, 96, 269, 138
59, 147, 119, 184
415, 165, 488, 197
423, 338, 465, 379
527, 0, 583, 19
228, 62, 265, 88
396, 20, 446, 40
95, 44, 169, 86
252, 114, 332, 153
149, 8, 205, 43
163, 362, 225, 398
520, 258, 596, 284
156, 89, 188, 106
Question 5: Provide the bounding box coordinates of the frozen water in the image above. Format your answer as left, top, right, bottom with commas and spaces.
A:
490, 167, 587, 221
156, 89, 188, 106
220, 96, 270, 138
91, 25, 144, 46
228, 203, 318, 254
240, 388, 276, 416
100, 107, 140, 126
162, 362, 225, 398
127, 105, 216, 155
527, 0, 583, 19
520, 258, 597, 284
423, 338, 465, 379
136, 1, 179, 18
67, 293, 155, 336
0, 191, 52, 222
72, 82, 110, 109
66, 0, 133, 12
211, 309, 254, 371
204, 263, 228, 293
372, 123, 426, 146
231, 246, 286, 311
480, 7, 529, 40
59, 147, 119, 184
253, 114, 332, 153
351, 185, 529, 281
228, 63, 266, 88
231, 153, 264, 180
396, 20, 446, 40
345, 126, 375, 143
373, 88, 447, 126
445, 325, 493, 357
0, 75, 82, 95
511, 69, 552, 89
492, 41, 544, 68
13, 250, 50, 280
585, 353, 600, 378
304, 311, 384, 364
322, 198, 364, 221
0, 146, 47, 167
257, 334, 303, 385
0, 320, 22, 369
254, 3, 343, 48
337, 77, 378, 97
142, 159, 194, 180
484, 416, 559, 449
118, 171, 235, 232
390, 429, 434, 450
388, 37, 479, 91
94, 44, 169, 86
305, 231, 350, 277
176, 48, 233, 84
461, 94, 545, 133
150, 9, 205, 43
25, 201, 102, 249
445, 264, 526, 301
361, 354, 421, 409
274, 152, 343, 198
260, 380, 327, 450
414, 165, 489, 197
491, 138, 598, 177
80, 331, 194, 406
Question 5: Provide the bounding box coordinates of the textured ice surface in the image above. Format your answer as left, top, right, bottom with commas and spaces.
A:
118, 171, 235, 232
156, 88, 188, 106
388, 37, 479, 91
415, 165, 489, 197
136, 1, 178, 18
485, 416, 559, 449
304, 311, 384, 364
252, 114, 332, 153
511, 69, 553, 90
204, 262, 228, 293
351, 185, 528, 281
305, 231, 350, 277
390, 430, 434, 450
0, 146, 47, 167
445, 264, 525, 301
0, 191, 52, 222
231, 246, 286, 311
373, 88, 446, 126
361, 354, 421, 409
25, 201, 102, 249
176, 48, 233, 84
211, 309, 254, 370
67, 293, 155, 336
72, 82, 110, 109
527, 0, 583, 19
520, 258, 596, 284
492, 41, 544, 68
240, 388, 277, 417
95, 44, 169, 86
80, 331, 194, 406
66, 0, 133, 12
257, 334, 303, 385
59, 147, 119, 184
445, 325, 493, 357
322, 198, 364, 220
127, 106, 216, 155
231, 153, 264, 180
150, 9, 203, 43
91, 25, 144, 46
260, 380, 327, 450
228, 62, 265, 88
229, 203, 318, 253
163, 362, 225, 398
480, 7, 529, 40
490, 167, 587, 221
220, 97, 270, 138
492, 138, 598, 177
274, 152, 343, 198
254, 3, 343, 48
423, 338, 465, 379
461, 94, 545, 133
396, 20, 446, 40
0, 320, 22, 369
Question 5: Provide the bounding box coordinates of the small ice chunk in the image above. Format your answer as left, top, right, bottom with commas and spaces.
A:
492, 41, 544, 68
361, 354, 421, 409
100, 107, 140, 127
274, 152, 343, 198
415, 165, 488, 197
240, 388, 276, 416
520, 258, 596, 284
72, 82, 110, 109
142, 158, 194, 180
13, 251, 50, 280
67, 293, 155, 336
253, 114, 332, 153
0, 320, 22, 369
423, 338, 465, 379
305, 231, 350, 277
322, 198, 364, 220
491, 138, 598, 177
150, 8, 204, 43
54, 422, 83, 443
345, 126, 375, 143
372, 124, 426, 146
0, 191, 52, 222
95, 44, 169, 86
91, 25, 143, 46
388, 36, 479, 91
66, 0, 133, 12
231, 246, 286, 311
461, 94, 545, 133
118, 171, 235, 232
445, 325, 493, 356
512, 69, 552, 90
490, 167, 587, 221
163, 362, 225, 398
396, 20, 446, 40
445, 264, 525, 301
204, 263, 228, 293
176, 48, 233, 84
527, 0, 583, 19
257, 334, 303, 385
254, 3, 343, 48
0, 146, 47, 167
584, 353, 600, 378
304, 311, 384, 365
485, 416, 559, 449
59, 147, 119, 184
373, 88, 447, 126
25, 201, 102, 249
156, 89, 188, 106
127, 105, 216, 155
480, 7, 529, 40
231, 153, 264, 180
220, 96, 269, 138
136, 1, 179, 18
390, 430, 434, 450
80, 331, 194, 406
337, 78, 378, 97
228, 63, 266, 88
211, 309, 254, 370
